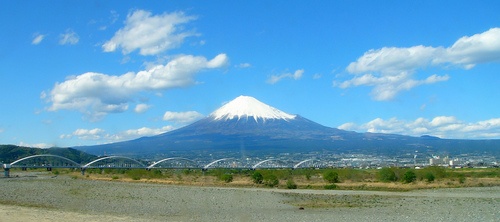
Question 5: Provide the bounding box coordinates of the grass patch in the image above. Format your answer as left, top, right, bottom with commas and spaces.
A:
282, 193, 392, 208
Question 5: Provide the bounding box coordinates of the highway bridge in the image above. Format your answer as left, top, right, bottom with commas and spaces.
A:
2, 154, 325, 177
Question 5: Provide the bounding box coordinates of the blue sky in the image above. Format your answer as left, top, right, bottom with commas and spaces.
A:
1, 1, 499, 148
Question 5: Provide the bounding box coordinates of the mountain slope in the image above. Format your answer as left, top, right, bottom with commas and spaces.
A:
0, 145, 97, 164
75, 96, 500, 157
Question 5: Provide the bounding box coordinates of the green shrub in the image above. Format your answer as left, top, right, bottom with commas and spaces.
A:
323, 170, 340, 183
264, 174, 279, 187
424, 172, 435, 182
286, 179, 297, 189
324, 184, 337, 190
111, 176, 119, 180
251, 171, 264, 184
219, 174, 233, 183
378, 167, 397, 182
424, 166, 447, 179
458, 175, 466, 184
402, 170, 417, 183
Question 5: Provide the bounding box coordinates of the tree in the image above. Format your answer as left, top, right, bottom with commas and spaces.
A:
251, 171, 263, 184
323, 170, 340, 183
378, 167, 397, 182
402, 170, 417, 183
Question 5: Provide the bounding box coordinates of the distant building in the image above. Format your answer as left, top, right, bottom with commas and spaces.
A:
449, 159, 461, 167
429, 156, 450, 166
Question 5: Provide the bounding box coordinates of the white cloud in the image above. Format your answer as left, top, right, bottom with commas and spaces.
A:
59, 29, 79, 45
338, 72, 449, 101
338, 116, 500, 139
267, 69, 304, 84
71, 128, 106, 140
32, 34, 45, 45
43, 54, 228, 120
434, 27, 500, 68
236, 63, 251, 68
103, 9, 197, 55
346, 45, 439, 75
163, 111, 204, 124
61, 126, 175, 143
18, 142, 53, 149
338, 27, 500, 100
122, 126, 175, 139
134, 103, 151, 113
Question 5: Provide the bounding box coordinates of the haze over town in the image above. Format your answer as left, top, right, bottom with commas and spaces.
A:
1, 1, 499, 148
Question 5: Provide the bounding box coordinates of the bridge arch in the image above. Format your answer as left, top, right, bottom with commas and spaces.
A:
10, 154, 81, 168
147, 157, 199, 169
83, 156, 146, 169
252, 159, 291, 169
203, 158, 237, 170
293, 159, 322, 169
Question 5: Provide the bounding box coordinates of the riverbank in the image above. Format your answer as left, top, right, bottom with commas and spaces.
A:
0, 172, 498, 221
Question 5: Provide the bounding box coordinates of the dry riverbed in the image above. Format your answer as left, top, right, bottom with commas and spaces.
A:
0, 172, 498, 222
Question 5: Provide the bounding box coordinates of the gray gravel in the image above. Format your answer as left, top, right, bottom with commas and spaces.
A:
0, 172, 498, 222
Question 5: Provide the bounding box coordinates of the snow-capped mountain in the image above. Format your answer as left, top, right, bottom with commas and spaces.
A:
76, 96, 500, 158
210, 95, 296, 122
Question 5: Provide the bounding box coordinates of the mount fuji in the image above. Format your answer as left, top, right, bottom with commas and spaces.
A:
76, 96, 500, 158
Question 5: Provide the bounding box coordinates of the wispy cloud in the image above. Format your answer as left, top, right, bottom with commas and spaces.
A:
163, 111, 204, 124
42, 54, 228, 121
267, 69, 304, 84
339, 116, 500, 139
18, 141, 53, 148
99, 10, 119, 30
103, 9, 197, 55
31, 33, 45, 45
134, 104, 151, 113
59, 29, 79, 45
61, 126, 175, 142
337, 28, 500, 100
236, 63, 251, 68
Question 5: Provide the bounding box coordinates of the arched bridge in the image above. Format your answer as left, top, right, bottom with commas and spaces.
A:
2, 154, 326, 177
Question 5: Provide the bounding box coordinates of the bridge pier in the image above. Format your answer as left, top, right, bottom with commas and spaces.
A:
81, 168, 86, 175
3, 164, 10, 177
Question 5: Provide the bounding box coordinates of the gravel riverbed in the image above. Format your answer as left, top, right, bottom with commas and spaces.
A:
0, 172, 498, 222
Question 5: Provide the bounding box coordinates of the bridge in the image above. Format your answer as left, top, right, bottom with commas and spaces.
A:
2, 155, 326, 177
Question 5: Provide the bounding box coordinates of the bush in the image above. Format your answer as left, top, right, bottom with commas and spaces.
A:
402, 170, 417, 183
286, 179, 297, 189
424, 172, 435, 182
323, 170, 340, 183
378, 167, 397, 182
220, 174, 233, 183
264, 174, 279, 187
458, 175, 466, 184
324, 184, 337, 190
251, 171, 264, 184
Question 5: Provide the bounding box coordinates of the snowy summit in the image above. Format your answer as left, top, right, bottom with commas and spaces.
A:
210, 95, 296, 122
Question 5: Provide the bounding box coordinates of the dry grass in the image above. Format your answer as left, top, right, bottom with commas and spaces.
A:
69, 170, 500, 191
